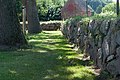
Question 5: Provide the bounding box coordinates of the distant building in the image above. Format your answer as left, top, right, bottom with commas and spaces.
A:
61, 0, 93, 19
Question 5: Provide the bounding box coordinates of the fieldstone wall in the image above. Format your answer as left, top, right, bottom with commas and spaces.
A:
41, 22, 61, 31
61, 19, 120, 77
20, 21, 61, 31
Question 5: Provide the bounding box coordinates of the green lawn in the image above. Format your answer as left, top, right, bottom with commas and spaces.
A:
0, 31, 95, 80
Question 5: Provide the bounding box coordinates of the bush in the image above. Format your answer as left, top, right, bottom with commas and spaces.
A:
16, 0, 65, 21
91, 12, 117, 20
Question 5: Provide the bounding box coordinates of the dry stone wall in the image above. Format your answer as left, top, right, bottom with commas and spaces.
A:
41, 22, 61, 31
20, 21, 61, 31
61, 19, 120, 77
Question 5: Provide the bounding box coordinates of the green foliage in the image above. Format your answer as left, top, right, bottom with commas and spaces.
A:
101, 0, 113, 3
16, 0, 67, 21
88, 0, 112, 13
36, 0, 66, 21
90, 2, 118, 20
91, 12, 117, 20
37, 4, 62, 21
102, 3, 116, 13
64, 16, 83, 29
64, 15, 90, 26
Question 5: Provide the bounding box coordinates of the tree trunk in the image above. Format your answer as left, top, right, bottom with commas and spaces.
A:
26, 0, 42, 34
0, 0, 27, 46
117, 0, 119, 16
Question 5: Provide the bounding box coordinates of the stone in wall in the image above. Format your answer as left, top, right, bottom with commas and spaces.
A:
100, 20, 110, 35
116, 31, 120, 45
109, 33, 117, 55
41, 22, 61, 31
101, 36, 110, 69
106, 47, 120, 75
20, 22, 61, 31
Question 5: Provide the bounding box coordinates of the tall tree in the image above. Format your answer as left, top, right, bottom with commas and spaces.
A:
117, 0, 119, 16
26, 0, 42, 34
0, 0, 27, 47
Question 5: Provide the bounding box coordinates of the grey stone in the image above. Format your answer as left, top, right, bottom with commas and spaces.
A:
109, 33, 117, 55
106, 51, 120, 75
106, 55, 114, 62
100, 20, 109, 35
102, 37, 110, 63
116, 47, 120, 53
116, 31, 120, 45
95, 21, 102, 35
107, 20, 117, 36
107, 60, 119, 75
98, 48, 102, 59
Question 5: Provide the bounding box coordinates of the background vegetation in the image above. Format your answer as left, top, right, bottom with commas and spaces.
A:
16, 0, 116, 21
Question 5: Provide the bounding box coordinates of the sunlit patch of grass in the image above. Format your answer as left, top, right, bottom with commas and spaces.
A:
66, 66, 95, 80
0, 31, 95, 80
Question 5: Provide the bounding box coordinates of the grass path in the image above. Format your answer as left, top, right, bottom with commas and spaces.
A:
0, 31, 95, 80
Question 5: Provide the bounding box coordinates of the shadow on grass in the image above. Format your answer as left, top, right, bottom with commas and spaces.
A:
28, 32, 64, 40
61, 57, 93, 67
94, 70, 114, 80
0, 31, 95, 80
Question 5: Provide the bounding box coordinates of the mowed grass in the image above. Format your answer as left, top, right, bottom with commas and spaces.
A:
0, 31, 95, 80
